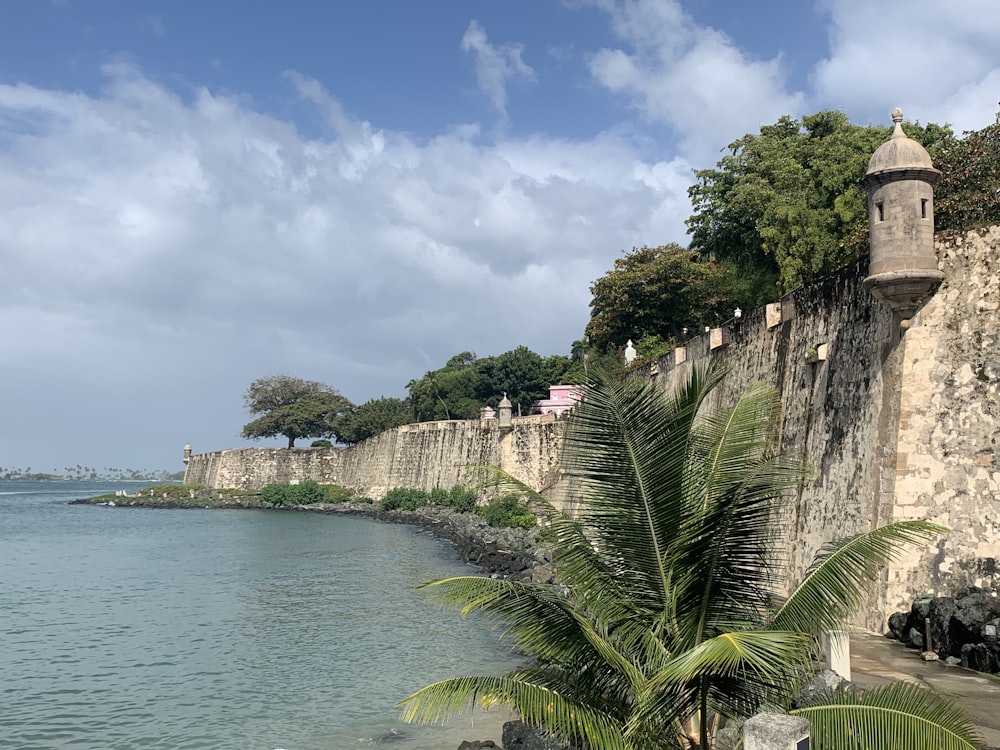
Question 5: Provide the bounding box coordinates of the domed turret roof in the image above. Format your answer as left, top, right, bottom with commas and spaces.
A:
864, 108, 940, 183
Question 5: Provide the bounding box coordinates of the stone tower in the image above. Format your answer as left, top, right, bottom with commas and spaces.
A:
861, 108, 943, 321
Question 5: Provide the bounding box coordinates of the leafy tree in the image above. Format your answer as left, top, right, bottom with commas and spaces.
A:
334, 396, 413, 445
475, 346, 550, 415
407, 355, 481, 422
240, 375, 353, 448
935, 117, 1000, 231
586, 244, 741, 353
407, 347, 577, 422
400, 367, 979, 750
687, 110, 954, 296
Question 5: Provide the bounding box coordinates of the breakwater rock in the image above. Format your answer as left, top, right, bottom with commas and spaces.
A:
886, 586, 1000, 672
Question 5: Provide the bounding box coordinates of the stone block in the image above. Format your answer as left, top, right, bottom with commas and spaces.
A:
766, 302, 782, 328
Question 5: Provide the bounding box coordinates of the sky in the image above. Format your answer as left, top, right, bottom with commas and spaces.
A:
1, 0, 998, 474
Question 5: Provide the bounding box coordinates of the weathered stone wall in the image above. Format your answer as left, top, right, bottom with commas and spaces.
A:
886, 225, 1000, 610
184, 224, 1000, 626
184, 414, 566, 500
647, 224, 999, 625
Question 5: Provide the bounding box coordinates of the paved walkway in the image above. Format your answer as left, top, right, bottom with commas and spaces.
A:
849, 631, 1000, 749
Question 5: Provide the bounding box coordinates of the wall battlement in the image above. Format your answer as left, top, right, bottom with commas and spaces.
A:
185, 223, 1000, 627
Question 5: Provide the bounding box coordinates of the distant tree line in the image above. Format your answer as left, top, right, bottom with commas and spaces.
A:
0, 466, 183, 481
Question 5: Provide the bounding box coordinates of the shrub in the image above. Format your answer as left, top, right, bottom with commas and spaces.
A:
259, 481, 353, 505
380, 487, 430, 511
310, 439, 334, 448
260, 482, 292, 505
323, 483, 355, 503
445, 485, 478, 513
291, 480, 326, 505
379, 485, 480, 512
476, 493, 536, 529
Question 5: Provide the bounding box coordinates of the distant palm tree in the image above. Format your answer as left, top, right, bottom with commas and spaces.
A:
400, 366, 982, 749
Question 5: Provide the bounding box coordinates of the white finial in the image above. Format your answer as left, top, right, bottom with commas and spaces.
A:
891, 107, 903, 123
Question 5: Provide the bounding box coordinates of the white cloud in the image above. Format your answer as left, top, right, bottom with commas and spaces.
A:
0, 65, 694, 468
460, 20, 536, 128
585, 0, 806, 162
812, 0, 1000, 131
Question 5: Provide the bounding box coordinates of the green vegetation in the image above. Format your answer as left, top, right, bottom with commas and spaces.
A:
258, 480, 354, 505
241, 374, 354, 448
310, 439, 334, 448
379, 485, 480, 514
585, 244, 743, 356
475, 493, 536, 529
399, 367, 979, 750
334, 396, 413, 445
934, 119, 1000, 232
406, 346, 580, 421
686, 110, 954, 299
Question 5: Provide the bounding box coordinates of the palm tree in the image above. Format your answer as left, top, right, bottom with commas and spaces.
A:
399, 366, 983, 750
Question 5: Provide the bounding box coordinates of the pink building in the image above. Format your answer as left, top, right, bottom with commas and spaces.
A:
533, 384, 582, 416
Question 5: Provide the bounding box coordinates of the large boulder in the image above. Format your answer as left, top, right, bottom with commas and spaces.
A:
889, 588, 1000, 671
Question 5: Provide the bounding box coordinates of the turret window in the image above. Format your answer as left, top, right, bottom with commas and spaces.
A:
921, 198, 928, 219
876, 201, 884, 222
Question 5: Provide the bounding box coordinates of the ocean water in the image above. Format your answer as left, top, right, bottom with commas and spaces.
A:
0, 480, 520, 750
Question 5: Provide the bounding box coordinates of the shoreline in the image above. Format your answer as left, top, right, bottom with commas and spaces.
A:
70, 493, 555, 581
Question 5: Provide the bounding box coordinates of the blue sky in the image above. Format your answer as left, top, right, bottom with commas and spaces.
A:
1, 0, 997, 472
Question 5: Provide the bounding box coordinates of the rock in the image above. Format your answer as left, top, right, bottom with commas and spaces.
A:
952, 591, 1000, 647
927, 596, 957, 656
457, 741, 498, 749
502, 720, 574, 750
908, 626, 925, 650
945, 656, 962, 665
793, 669, 852, 707
887, 611, 908, 641
961, 642, 996, 672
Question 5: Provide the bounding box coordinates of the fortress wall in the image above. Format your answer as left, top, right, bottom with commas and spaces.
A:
649, 224, 999, 622
184, 415, 566, 500
887, 225, 1000, 609
649, 258, 900, 626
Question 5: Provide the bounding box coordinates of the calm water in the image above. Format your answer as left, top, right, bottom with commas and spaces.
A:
0, 481, 520, 750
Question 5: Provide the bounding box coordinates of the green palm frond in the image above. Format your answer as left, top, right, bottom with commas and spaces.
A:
417, 575, 592, 665
670, 384, 809, 646
793, 682, 984, 750
654, 630, 813, 684
399, 673, 629, 750
770, 520, 947, 638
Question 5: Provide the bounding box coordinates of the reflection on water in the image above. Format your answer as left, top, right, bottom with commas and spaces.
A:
0, 481, 520, 749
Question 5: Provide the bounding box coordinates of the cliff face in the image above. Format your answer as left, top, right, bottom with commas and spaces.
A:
185, 224, 1000, 626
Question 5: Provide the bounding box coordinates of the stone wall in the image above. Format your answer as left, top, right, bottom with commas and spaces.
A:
646, 224, 999, 624
184, 224, 1000, 626
184, 414, 566, 501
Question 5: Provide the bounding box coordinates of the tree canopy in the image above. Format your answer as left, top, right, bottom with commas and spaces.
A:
586, 243, 742, 355
686, 110, 954, 298
241, 375, 353, 448
934, 117, 1000, 232
406, 347, 576, 421
333, 396, 413, 446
